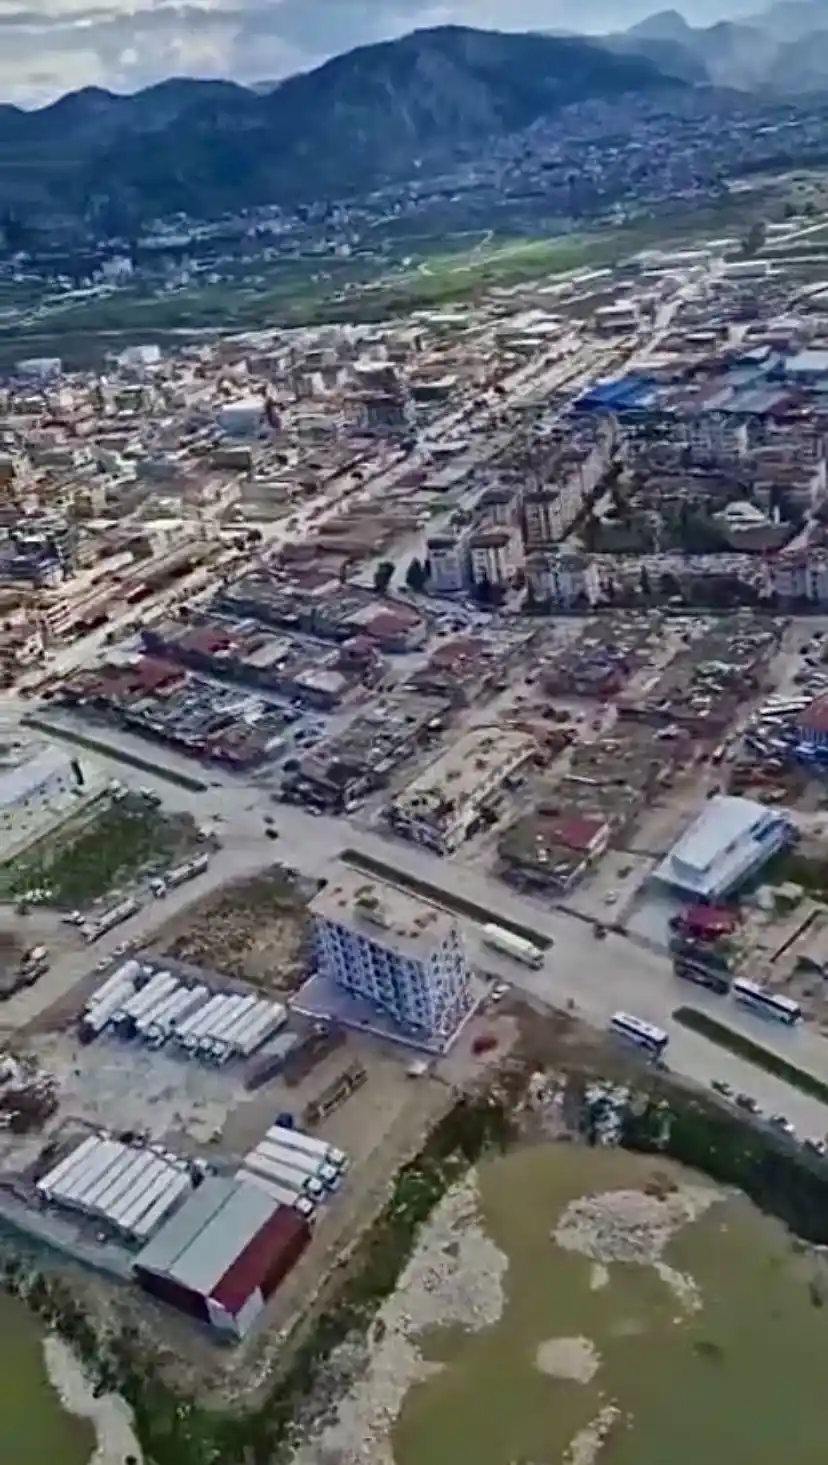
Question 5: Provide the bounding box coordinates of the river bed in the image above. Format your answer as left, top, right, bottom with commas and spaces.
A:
0, 1290, 142, 1465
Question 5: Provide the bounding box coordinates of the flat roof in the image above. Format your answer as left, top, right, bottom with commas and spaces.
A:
391, 726, 533, 822
311, 861, 457, 957
653, 794, 791, 899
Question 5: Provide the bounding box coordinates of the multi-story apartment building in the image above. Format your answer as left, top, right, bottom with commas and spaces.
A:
525, 550, 603, 607
310, 867, 474, 1049
426, 529, 470, 595
468, 528, 519, 590
766, 550, 828, 605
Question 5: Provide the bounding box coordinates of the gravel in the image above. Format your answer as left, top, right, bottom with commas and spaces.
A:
553, 1183, 719, 1313
289, 1171, 507, 1465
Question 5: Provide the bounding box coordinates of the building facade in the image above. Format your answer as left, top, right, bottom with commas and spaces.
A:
311, 875, 473, 1046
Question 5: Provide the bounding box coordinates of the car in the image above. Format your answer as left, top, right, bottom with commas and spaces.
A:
735, 1093, 759, 1113
769, 1114, 795, 1136
804, 1138, 827, 1157
711, 1079, 732, 1097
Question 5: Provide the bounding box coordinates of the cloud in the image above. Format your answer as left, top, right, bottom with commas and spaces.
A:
0, 0, 753, 106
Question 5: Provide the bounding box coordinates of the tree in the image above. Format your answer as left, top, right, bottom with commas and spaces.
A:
639, 566, 652, 598
373, 560, 394, 594
405, 557, 426, 592
742, 220, 767, 256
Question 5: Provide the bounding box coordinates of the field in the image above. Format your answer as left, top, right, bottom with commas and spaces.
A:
300, 1142, 828, 1465
0, 798, 193, 908
157, 867, 311, 994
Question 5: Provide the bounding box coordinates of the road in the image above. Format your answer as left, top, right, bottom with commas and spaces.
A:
8, 268, 828, 1134
7, 722, 828, 1143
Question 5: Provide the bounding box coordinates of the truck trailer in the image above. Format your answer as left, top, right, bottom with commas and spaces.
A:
481, 923, 543, 969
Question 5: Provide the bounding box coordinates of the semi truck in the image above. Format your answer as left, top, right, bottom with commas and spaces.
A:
481, 923, 543, 969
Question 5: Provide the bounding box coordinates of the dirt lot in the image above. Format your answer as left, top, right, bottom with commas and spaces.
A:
158, 868, 310, 995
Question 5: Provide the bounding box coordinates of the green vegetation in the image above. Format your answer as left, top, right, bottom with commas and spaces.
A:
0, 800, 181, 906
0, 1292, 94, 1465
0, 1095, 513, 1465
673, 1006, 828, 1106
395, 1144, 828, 1465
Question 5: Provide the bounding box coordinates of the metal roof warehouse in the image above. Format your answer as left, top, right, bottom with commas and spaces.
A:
652, 794, 793, 902
133, 1176, 310, 1338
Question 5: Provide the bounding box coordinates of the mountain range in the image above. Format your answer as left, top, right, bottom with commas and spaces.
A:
1, 4, 827, 234
602, 1, 828, 91
0, 26, 675, 230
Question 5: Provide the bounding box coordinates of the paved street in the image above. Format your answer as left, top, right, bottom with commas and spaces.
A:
6, 713, 828, 1141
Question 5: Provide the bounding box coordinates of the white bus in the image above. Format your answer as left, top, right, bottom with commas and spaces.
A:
731, 978, 801, 1026
608, 1012, 669, 1058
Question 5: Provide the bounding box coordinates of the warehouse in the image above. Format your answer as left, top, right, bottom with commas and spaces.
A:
652, 794, 794, 902
132, 1176, 310, 1339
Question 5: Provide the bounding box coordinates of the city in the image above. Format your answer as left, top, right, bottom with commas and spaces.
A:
2, 9, 828, 1464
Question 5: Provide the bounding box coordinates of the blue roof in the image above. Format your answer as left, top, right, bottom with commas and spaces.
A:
652, 795, 791, 900
785, 349, 828, 376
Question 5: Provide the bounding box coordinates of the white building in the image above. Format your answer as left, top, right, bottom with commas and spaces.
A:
652, 795, 793, 901
0, 749, 79, 845
767, 551, 828, 604
426, 529, 471, 594
217, 397, 265, 437
526, 551, 602, 607
468, 528, 518, 590
311, 866, 474, 1047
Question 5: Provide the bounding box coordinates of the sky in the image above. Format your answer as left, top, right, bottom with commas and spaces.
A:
0, 0, 756, 108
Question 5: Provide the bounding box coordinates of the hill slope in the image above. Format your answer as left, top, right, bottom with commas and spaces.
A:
614, 2, 828, 92
0, 26, 679, 228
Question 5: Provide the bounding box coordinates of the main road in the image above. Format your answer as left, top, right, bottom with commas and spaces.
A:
8, 719, 828, 1143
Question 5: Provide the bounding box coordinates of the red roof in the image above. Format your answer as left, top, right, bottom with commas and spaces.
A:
679, 904, 739, 935
546, 814, 609, 853
211, 1206, 310, 1314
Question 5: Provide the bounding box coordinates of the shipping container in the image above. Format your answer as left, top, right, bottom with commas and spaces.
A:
82, 974, 138, 1035
243, 1152, 325, 1200
131, 1172, 193, 1242
122, 972, 178, 1024
237, 1169, 316, 1219
203, 995, 255, 1046
244, 1032, 303, 1090
234, 1003, 287, 1058
262, 1143, 340, 1191
135, 984, 187, 1035
36, 1136, 98, 1198
266, 1126, 346, 1171
92, 1152, 157, 1217
85, 959, 142, 1013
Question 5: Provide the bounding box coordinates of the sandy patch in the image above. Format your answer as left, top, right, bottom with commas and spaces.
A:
289, 1171, 508, 1465
43, 1334, 143, 1465
535, 1336, 600, 1384
564, 1403, 623, 1465
553, 1184, 717, 1313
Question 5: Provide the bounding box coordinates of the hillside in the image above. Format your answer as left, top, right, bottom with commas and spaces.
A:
0, 26, 678, 228
613, 2, 828, 92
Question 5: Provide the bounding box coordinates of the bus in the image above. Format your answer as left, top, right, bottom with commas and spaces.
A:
731, 978, 801, 1026
608, 1012, 669, 1058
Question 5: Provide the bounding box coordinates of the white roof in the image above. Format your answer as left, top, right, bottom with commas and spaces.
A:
653, 794, 791, 899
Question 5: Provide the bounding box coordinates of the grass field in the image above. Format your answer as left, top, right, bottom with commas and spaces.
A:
0, 799, 187, 906
394, 1145, 828, 1465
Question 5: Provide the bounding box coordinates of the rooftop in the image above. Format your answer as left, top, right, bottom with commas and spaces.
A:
653, 794, 791, 900
391, 725, 533, 823
311, 862, 458, 957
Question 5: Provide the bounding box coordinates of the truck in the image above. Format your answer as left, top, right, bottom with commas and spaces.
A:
165, 854, 210, 892
83, 897, 140, 943
266, 1124, 347, 1172
481, 923, 543, 969
259, 1139, 341, 1191
244, 1151, 325, 1201
238, 1168, 316, 1220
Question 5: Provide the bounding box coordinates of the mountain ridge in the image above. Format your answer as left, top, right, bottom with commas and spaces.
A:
0, 26, 680, 228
